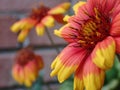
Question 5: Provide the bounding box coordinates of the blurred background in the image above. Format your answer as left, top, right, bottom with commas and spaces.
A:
0, 0, 73, 90
0, 0, 120, 90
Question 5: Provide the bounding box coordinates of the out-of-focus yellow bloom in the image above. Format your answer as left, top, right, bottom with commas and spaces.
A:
11, 2, 71, 42
12, 48, 44, 87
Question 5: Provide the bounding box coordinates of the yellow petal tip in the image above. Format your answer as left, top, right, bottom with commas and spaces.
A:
54, 30, 61, 37
63, 15, 70, 22
36, 26, 45, 36
48, 2, 71, 15
17, 30, 30, 42
61, 2, 71, 10
10, 24, 20, 33
42, 16, 55, 28
50, 72, 55, 77
73, 1, 86, 14
58, 78, 64, 83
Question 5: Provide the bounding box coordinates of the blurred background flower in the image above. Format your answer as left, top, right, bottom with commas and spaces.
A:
11, 2, 70, 42
12, 48, 44, 87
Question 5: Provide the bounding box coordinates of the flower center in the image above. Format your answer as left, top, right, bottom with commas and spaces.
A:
30, 5, 50, 22
71, 8, 110, 49
15, 48, 35, 66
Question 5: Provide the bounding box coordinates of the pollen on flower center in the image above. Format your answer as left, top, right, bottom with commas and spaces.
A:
30, 5, 50, 22
72, 9, 111, 49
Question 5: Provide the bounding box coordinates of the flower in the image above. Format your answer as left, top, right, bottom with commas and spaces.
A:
11, 2, 71, 42
51, 0, 120, 90
12, 48, 44, 87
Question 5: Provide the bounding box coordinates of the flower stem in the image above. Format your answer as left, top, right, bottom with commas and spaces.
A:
45, 28, 60, 54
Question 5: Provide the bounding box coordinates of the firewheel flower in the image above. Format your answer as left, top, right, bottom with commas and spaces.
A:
12, 48, 44, 87
10, 2, 71, 42
51, 0, 120, 90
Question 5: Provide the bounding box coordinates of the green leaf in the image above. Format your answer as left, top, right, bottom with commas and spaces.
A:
31, 74, 44, 90
102, 79, 119, 90
59, 79, 73, 90
59, 77, 73, 90
106, 63, 118, 83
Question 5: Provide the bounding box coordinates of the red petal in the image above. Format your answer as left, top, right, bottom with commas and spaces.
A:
114, 37, 120, 53
83, 56, 105, 90
110, 13, 120, 36
52, 14, 65, 24
74, 66, 84, 90
51, 43, 89, 83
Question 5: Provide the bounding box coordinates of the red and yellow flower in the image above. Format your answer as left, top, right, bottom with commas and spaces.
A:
12, 48, 44, 87
11, 2, 71, 42
51, 0, 120, 90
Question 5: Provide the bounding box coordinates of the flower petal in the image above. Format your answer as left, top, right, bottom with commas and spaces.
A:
87, 0, 118, 14
110, 13, 120, 36
24, 61, 38, 87
18, 67, 25, 84
54, 24, 69, 37
35, 55, 44, 70
36, 23, 45, 36
73, 1, 86, 14
91, 36, 116, 70
11, 21, 23, 33
54, 23, 79, 43
74, 76, 84, 90
48, 2, 70, 14
52, 14, 65, 24
27, 60, 38, 77
17, 29, 30, 42
12, 65, 24, 84
11, 18, 36, 33
83, 56, 105, 90
50, 43, 88, 83
54, 24, 71, 39
103, 0, 117, 14
63, 15, 71, 22
68, 15, 83, 30
76, 4, 90, 20
114, 37, 120, 53
74, 64, 84, 90
24, 70, 32, 87
24, 64, 36, 82
112, 3, 120, 18
41, 15, 55, 28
